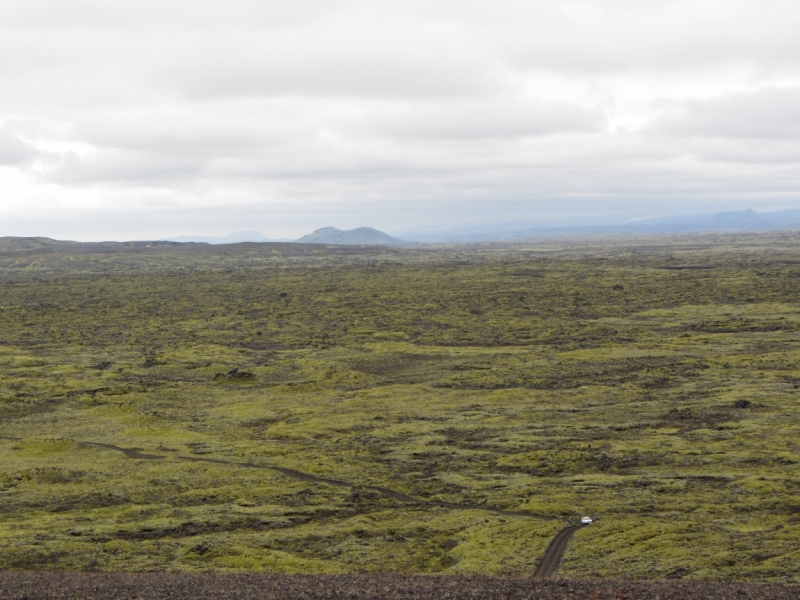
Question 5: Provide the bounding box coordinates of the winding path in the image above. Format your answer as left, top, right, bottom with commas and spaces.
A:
0, 435, 587, 576
532, 524, 587, 578
166, 452, 556, 520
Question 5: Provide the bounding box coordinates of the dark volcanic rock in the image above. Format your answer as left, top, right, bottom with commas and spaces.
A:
0, 573, 797, 600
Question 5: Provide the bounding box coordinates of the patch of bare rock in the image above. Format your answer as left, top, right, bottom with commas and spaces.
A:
0, 573, 798, 600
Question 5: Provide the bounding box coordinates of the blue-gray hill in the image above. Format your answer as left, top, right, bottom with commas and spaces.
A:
295, 227, 410, 246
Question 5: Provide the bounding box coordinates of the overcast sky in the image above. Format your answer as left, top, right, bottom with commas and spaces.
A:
1, 0, 800, 240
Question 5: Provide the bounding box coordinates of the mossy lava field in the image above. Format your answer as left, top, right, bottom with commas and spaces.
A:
0, 233, 799, 581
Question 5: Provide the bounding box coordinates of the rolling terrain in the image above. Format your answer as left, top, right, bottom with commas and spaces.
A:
0, 232, 799, 581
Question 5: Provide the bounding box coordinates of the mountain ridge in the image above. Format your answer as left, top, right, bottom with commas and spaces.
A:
392, 208, 800, 243
163, 231, 292, 244
295, 227, 410, 246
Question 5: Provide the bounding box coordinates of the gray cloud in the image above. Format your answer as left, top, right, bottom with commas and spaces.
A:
1, 0, 800, 238
361, 99, 605, 139
495, 1, 800, 73
44, 150, 206, 185
656, 87, 800, 140
166, 37, 497, 100
0, 129, 37, 165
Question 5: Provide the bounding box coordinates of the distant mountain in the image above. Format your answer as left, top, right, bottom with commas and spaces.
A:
295, 227, 410, 246
392, 208, 800, 243
163, 231, 292, 244
0, 236, 79, 252
704, 208, 761, 228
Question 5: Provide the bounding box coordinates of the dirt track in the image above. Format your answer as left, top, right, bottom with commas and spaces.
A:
183, 454, 577, 575
81, 442, 165, 460
3, 438, 579, 577
1, 573, 798, 600
533, 525, 586, 578
100, 442, 559, 520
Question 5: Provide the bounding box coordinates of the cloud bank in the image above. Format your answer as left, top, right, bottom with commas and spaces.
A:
1, 0, 799, 239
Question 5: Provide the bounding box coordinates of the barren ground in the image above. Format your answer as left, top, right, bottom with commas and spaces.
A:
1, 572, 799, 600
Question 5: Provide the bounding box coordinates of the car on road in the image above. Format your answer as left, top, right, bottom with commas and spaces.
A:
581, 516, 593, 524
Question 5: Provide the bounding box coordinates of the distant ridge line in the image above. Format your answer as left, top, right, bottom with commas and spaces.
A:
294, 226, 410, 247
656, 265, 715, 270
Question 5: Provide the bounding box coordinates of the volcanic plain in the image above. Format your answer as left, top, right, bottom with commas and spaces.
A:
0, 233, 799, 583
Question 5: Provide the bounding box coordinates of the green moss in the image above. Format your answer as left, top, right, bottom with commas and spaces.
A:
1, 234, 800, 579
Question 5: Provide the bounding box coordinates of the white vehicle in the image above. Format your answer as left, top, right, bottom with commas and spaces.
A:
581, 516, 593, 525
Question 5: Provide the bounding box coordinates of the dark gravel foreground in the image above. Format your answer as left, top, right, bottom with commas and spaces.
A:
1, 573, 798, 600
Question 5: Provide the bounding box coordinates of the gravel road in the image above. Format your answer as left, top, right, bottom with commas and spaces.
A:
533, 524, 586, 578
